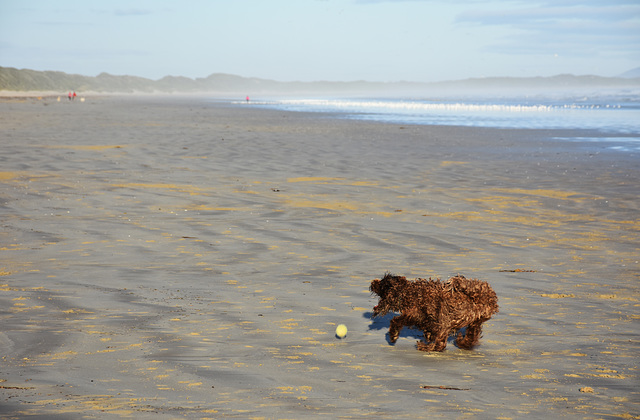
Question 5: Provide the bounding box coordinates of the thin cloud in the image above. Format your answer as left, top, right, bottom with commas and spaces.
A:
538, 0, 640, 5
355, 0, 486, 3
456, 5, 640, 25
356, 0, 639, 5
456, 3, 640, 58
113, 9, 153, 17
35, 20, 91, 26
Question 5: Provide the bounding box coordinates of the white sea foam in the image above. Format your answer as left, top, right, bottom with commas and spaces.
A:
276, 98, 608, 113
280, 98, 632, 114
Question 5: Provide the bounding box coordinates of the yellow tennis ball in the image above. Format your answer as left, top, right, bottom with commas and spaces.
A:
335, 324, 347, 338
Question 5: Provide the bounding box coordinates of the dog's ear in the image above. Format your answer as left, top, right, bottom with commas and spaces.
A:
369, 278, 379, 292
370, 277, 388, 294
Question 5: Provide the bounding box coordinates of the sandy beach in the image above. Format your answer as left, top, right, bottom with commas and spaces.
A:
1, 95, 638, 419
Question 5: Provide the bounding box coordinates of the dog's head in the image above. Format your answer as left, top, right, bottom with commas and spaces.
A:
370, 273, 409, 317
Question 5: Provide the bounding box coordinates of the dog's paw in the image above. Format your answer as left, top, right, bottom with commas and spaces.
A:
416, 341, 431, 351
417, 341, 442, 352
455, 339, 475, 350
417, 341, 433, 351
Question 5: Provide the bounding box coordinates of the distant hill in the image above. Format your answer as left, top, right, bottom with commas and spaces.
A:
0, 67, 157, 93
0, 67, 401, 94
1, 66, 639, 95
618, 67, 640, 78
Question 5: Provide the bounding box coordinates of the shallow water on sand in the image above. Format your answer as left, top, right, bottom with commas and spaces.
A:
242, 93, 640, 151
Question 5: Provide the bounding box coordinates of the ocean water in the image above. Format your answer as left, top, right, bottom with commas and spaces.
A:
233, 92, 640, 153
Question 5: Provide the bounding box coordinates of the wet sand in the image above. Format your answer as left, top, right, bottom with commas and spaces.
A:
1, 95, 638, 419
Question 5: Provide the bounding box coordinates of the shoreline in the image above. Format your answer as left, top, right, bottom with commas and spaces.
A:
6, 90, 638, 156
1, 96, 638, 418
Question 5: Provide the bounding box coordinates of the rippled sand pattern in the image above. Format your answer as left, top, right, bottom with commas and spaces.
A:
0, 96, 638, 418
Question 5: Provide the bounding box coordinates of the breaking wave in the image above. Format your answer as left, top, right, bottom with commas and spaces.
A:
276, 98, 611, 113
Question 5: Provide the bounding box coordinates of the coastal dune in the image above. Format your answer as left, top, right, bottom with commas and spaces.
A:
0, 96, 638, 418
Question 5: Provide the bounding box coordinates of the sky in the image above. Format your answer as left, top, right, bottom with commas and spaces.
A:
1, 0, 638, 83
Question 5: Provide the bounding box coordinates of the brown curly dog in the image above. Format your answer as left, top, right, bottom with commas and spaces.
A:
370, 273, 498, 351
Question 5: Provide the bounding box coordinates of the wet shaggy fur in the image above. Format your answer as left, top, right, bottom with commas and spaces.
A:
370, 273, 499, 351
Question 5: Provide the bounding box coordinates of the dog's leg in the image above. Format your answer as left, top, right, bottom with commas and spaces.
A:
388, 315, 407, 343
417, 341, 435, 351
417, 329, 449, 352
456, 322, 483, 350
416, 330, 433, 351
433, 330, 449, 351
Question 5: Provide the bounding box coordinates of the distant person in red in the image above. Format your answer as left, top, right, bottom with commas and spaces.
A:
73, 91, 77, 100
246, 96, 250, 102
68, 92, 72, 101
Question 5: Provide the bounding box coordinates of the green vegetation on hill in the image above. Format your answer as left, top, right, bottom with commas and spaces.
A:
0, 67, 157, 92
